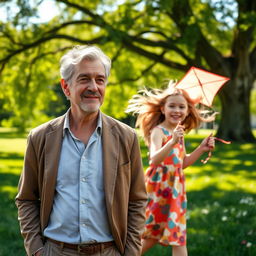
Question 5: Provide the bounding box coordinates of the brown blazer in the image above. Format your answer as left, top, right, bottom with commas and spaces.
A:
16, 113, 147, 256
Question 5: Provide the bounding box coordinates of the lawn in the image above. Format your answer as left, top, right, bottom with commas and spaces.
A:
0, 128, 27, 255
0, 128, 255, 256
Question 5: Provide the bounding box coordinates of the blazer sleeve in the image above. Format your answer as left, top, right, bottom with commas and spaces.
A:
15, 133, 44, 256
124, 132, 147, 256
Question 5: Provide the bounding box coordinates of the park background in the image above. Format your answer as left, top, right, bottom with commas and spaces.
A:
0, 0, 255, 255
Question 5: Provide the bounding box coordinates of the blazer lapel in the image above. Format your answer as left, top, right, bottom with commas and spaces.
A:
42, 116, 64, 228
44, 127, 63, 188
102, 114, 119, 210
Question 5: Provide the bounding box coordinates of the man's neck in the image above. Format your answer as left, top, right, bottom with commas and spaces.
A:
69, 109, 99, 144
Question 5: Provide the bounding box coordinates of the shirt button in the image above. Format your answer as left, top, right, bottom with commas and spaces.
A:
82, 223, 86, 227
81, 199, 86, 204
82, 177, 86, 182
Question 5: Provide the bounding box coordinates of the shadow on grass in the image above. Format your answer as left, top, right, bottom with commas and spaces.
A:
0, 151, 24, 160
0, 172, 20, 187
0, 151, 25, 255
0, 131, 27, 139
188, 186, 256, 256
1, 131, 255, 256
0, 190, 25, 256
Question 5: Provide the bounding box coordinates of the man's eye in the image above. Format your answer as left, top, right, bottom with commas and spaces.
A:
78, 78, 90, 83
97, 79, 105, 84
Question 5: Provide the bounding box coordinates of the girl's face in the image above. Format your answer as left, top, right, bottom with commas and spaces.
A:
162, 94, 189, 127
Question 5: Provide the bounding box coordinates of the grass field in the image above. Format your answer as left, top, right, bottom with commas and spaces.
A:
0, 128, 255, 256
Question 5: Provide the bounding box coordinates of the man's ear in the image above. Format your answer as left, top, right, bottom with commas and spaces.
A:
60, 79, 70, 97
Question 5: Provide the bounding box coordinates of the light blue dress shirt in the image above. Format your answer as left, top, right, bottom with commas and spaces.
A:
44, 111, 113, 243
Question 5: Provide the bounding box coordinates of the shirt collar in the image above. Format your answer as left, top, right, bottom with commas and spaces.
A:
63, 109, 102, 137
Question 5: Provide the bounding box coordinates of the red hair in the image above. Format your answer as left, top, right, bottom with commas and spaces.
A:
126, 82, 215, 145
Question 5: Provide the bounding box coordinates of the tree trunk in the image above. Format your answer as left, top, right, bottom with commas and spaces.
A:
214, 24, 255, 143
217, 78, 255, 142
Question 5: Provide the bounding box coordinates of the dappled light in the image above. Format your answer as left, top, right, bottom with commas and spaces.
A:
141, 130, 256, 255
0, 0, 256, 254
0, 128, 255, 255
0, 185, 17, 197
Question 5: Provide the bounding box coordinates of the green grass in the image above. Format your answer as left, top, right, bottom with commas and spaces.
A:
0, 128, 256, 255
0, 128, 27, 256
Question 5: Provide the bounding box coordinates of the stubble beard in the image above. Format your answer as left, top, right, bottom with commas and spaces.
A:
79, 101, 101, 113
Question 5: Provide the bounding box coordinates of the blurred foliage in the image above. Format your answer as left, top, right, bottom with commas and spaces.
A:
251, 88, 256, 115
0, 0, 255, 141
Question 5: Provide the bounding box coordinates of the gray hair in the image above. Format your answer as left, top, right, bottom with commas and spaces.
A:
60, 45, 111, 82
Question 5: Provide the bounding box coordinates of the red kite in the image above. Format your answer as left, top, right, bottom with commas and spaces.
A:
175, 66, 231, 164
175, 66, 230, 107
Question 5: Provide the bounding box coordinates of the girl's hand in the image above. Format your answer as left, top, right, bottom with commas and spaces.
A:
171, 122, 185, 144
200, 133, 215, 153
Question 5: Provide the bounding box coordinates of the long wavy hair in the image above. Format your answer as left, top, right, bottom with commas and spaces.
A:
126, 81, 216, 145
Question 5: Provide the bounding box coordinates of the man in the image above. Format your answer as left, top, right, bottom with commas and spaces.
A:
16, 45, 147, 256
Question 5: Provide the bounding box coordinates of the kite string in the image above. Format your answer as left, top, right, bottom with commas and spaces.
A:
201, 137, 231, 164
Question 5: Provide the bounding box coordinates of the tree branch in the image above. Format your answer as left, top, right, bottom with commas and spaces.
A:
23, 46, 72, 93
129, 35, 193, 64
108, 61, 158, 86
111, 46, 124, 63
0, 34, 107, 74
230, 1, 256, 78
56, 0, 109, 27
167, 0, 226, 72
43, 20, 99, 36
134, 29, 170, 40
121, 40, 188, 71
46, 0, 193, 68
250, 46, 256, 77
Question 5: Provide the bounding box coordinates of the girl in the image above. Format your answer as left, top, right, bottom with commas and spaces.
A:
126, 83, 216, 256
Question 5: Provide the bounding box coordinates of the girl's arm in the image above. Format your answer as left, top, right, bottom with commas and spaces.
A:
149, 125, 184, 165
183, 134, 215, 169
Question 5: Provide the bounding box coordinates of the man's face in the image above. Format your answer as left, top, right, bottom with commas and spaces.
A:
63, 58, 107, 114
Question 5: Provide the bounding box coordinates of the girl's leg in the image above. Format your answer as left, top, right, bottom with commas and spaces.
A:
141, 238, 158, 255
172, 245, 188, 256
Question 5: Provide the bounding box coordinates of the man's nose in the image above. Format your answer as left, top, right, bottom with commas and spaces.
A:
87, 79, 98, 91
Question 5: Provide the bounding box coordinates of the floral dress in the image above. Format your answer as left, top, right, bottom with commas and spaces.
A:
142, 126, 187, 246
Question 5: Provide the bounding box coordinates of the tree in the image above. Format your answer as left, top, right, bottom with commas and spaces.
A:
0, 0, 255, 141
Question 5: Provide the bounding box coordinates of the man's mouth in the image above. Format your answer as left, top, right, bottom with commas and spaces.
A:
84, 95, 98, 99
82, 92, 100, 99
